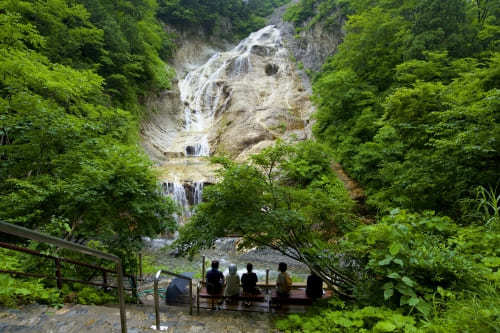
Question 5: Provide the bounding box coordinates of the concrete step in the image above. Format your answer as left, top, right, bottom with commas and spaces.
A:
0, 303, 273, 333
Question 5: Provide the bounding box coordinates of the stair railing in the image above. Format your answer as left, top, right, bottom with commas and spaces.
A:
0, 221, 128, 333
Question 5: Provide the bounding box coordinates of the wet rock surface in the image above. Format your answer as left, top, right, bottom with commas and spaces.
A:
141, 22, 315, 223
141, 24, 314, 178
269, 0, 345, 73
0, 303, 274, 333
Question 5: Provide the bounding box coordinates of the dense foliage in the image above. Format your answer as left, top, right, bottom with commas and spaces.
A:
0, 0, 179, 305
175, 141, 358, 291
277, 209, 499, 332
287, 0, 500, 219
0, 0, 291, 307
273, 0, 500, 331
0, 0, 177, 253
158, 0, 290, 40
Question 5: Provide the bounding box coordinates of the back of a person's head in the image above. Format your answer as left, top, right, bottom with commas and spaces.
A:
229, 264, 237, 275
247, 263, 253, 272
211, 260, 219, 270
278, 262, 287, 273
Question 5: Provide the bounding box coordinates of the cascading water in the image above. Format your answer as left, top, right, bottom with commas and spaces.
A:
155, 25, 296, 226
162, 181, 204, 224
175, 25, 289, 160
162, 182, 190, 220
142, 22, 314, 276
193, 182, 203, 206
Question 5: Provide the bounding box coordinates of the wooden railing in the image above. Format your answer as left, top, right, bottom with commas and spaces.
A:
0, 221, 130, 333
0, 241, 137, 292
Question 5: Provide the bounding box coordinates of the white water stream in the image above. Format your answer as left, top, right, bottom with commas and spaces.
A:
161, 25, 289, 224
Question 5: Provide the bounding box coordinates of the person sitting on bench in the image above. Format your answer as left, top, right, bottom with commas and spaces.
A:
206, 260, 224, 295
306, 270, 323, 299
276, 262, 292, 297
224, 264, 240, 303
241, 263, 259, 306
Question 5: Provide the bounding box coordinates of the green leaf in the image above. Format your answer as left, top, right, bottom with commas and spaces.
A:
416, 300, 431, 316
15, 288, 31, 295
378, 255, 394, 266
396, 283, 416, 297
384, 288, 394, 300
402, 276, 416, 287
389, 243, 402, 255
334, 317, 353, 327
393, 258, 404, 266
387, 272, 401, 279
383, 282, 394, 290
373, 321, 396, 332
408, 297, 419, 306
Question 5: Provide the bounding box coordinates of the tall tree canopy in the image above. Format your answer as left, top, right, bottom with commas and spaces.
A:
289, 0, 500, 219
176, 141, 358, 291
0, 0, 176, 262
273, 0, 500, 331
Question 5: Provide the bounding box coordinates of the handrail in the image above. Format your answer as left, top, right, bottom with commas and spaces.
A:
0, 221, 128, 333
0, 241, 136, 277
153, 269, 193, 330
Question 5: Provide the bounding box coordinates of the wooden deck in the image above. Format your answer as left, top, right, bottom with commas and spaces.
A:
196, 285, 334, 313
270, 289, 333, 305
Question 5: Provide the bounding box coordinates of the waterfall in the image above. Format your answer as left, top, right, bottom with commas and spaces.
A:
176, 25, 287, 161
194, 182, 203, 205
159, 25, 290, 224
162, 182, 190, 223
162, 181, 205, 224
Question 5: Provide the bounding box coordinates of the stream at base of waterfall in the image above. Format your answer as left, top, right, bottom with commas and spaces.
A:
143, 25, 310, 280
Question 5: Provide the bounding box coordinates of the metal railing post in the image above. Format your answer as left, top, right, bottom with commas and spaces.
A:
131, 276, 139, 302
265, 269, 269, 294
154, 271, 161, 330
102, 271, 108, 289
201, 255, 205, 282
153, 269, 193, 329
139, 252, 143, 281
55, 259, 62, 289
189, 280, 193, 315
116, 262, 127, 333
197, 283, 200, 314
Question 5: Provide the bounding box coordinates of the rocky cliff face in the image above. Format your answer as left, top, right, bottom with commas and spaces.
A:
140, 4, 345, 222
141, 25, 314, 184
270, 0, 345, 73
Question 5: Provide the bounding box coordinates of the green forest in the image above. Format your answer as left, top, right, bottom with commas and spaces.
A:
275, 0, 499, 331
0, 0, 285, 305
1, 0, 499, 331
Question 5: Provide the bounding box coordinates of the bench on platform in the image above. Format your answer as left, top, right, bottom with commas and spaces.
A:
197, 285, 334, 312
197, 287, 266, 310
270, 289, 333, 307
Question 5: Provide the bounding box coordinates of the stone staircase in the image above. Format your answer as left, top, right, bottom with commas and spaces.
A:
0, 303, 273, 333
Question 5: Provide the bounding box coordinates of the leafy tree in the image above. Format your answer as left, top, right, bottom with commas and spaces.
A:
309, 0, 500, 218
278, 0, 500, 331
0, 2, 176, 267
175, 141, 357, 292
157, 0, 290, 40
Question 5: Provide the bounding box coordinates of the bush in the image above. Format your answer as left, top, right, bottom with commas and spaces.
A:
276, 300, 419, 332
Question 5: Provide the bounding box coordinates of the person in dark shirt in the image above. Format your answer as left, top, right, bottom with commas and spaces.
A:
241, 263, 259, 306
306, 270, 323, 299
206, 260, 224, 295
